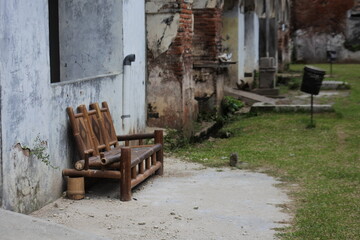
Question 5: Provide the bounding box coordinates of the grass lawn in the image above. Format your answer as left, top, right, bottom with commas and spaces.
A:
174, 64, 360, 239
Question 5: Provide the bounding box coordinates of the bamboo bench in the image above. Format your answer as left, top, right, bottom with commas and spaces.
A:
62, 102, 164, 201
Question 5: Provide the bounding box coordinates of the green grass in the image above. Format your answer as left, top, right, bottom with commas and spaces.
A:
174, 64, 360, 239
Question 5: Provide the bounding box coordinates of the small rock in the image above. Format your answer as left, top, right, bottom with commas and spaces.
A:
107, 226, 112, 230
174, 216, 181, 220
53, 203, 59, 208
105, 214, 110, 217
138, 222, 146, 225
229, 153, 238, 167
53, 214, 58, 217
89, 215, 94, 218
59, 208, 64, 210
85, 197, 90, 200
193, 206, 199, 210
154, 226, 159, 229
170, 212, 176, 215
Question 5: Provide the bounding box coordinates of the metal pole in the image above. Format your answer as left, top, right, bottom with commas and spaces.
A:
330, 61, 333, 77
311, 94, 314, 126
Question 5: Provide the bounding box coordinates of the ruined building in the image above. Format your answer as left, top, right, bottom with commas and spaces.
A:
0, 0, 292, 214
146, 0, 292, 134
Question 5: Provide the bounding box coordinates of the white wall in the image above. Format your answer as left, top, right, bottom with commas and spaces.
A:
238, 10, 245, 84
0, 0, 146, 213
244, 12, 260, 76
122, 0, 147, 134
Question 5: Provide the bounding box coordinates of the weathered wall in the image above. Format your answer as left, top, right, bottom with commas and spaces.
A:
122, 0, 147, 134
222, 1, 241, 87
0, 0, 146, 213
294, 30, 360, 63
277, 0, 291, 71
192, 0, 225, 116
259, 18, 278, 60
277, 28, 291, 71
146, 0, 197, 134
244, 12, 259, 83
59, 0, 123, 82
292, 0, 360, 63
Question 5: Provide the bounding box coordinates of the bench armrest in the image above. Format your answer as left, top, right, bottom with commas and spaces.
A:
117, 130, 163, 142
117, 133, 155, 141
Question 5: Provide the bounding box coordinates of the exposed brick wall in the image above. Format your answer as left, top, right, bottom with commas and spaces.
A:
147, 0, 197, 134
169, 0, 193, 78
193, 8, 223, 62
291, 0, 354, 34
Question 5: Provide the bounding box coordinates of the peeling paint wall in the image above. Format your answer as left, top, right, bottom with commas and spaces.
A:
146, 0, 197, 135
0, 0, 146, 213
222, 1, 241, 86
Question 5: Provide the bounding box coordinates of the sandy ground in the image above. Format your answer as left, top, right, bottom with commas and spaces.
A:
31, 157, 291, 240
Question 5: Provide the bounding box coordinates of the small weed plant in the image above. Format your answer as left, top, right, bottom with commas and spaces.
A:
221, 96, 244, 117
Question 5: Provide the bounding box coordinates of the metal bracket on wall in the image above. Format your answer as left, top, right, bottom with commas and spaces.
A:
121, 115, 131, 119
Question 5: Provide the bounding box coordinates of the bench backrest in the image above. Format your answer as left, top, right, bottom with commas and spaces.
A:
67, 102, 119, 160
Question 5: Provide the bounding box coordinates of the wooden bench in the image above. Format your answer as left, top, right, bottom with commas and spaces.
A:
62, 102, 164, 201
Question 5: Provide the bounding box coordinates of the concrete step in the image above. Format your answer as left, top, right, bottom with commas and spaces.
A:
321, 81, 350, 90
224, 86, 276, 105
251, 88, 280, 97
251, 102, 334, 113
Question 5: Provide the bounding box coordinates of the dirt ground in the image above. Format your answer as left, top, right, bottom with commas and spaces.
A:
31, 157, 291, 240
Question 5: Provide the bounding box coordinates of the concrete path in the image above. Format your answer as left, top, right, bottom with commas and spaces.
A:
0, 208, 110, 240
31, 157, 291, 240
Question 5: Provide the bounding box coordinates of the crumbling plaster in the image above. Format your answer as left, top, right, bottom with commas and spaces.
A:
146, 0, 197, 134
193, 0, 224, 9
147, 13, 181, 58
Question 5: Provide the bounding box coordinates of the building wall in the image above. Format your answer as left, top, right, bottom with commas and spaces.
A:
292, 0, 360, 63
222, 4, 240, 86
146, 0, 197, 135
122, 0, 147, 134
244, 12, 260, 83
0, 0, 146, 213
294, 31, 360, 63
192, 3, 225, 114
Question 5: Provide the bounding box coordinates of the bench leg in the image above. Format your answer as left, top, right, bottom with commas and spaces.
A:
154, 130, 164, 175
120, 147, 132, 201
